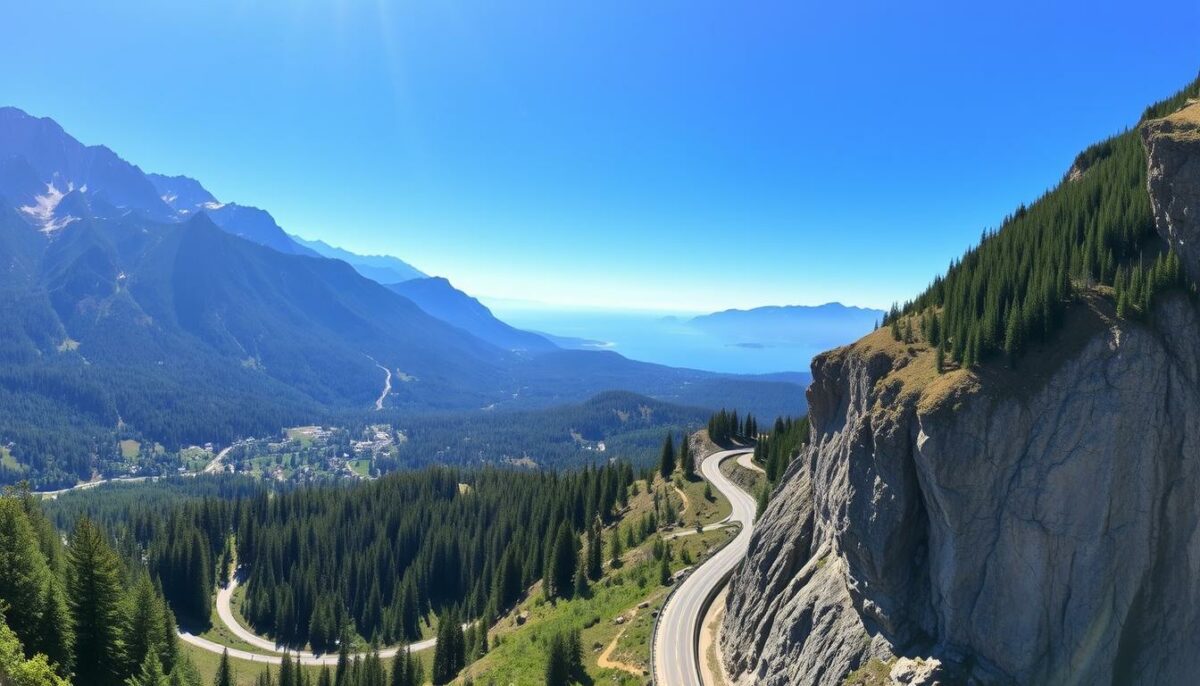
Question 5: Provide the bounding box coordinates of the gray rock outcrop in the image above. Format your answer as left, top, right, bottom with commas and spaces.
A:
720, 104, 1200, 685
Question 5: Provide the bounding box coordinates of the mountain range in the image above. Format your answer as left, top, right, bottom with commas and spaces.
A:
0, 105, 807, 486
686, 302, 884, 346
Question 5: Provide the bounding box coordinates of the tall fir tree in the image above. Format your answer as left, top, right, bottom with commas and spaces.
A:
213, 649, 233, 686
679, 437, 695, 479
67, 518, 130, 686
658, 433, 675, 480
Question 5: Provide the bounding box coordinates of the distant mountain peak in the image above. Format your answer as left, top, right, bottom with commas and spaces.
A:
146, 173, 217, 213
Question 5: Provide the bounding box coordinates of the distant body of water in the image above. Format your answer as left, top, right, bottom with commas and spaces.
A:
491, 308, 857, 375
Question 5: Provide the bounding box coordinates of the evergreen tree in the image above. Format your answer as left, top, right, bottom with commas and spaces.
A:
0, 497, 70, 669
213, 649, 233, 686
572, 565, 588, 598
608, 527, 623, 566
585, 524, 603, 581
658, 434, 675, 480
68, 518, 130, 686
679, 437, 695, 480
431, 610, 464, 684
543, 629, 582, 686
334, 630, 350, 686
549, 525, 577, 600
127, 651, 169, 686
127, 576, 168, 682
167, 655, 202, 686
278, 652, 294, 686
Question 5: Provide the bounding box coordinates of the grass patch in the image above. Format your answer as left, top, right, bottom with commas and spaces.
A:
179, 446, 214, 472
0, 447, 26, 474
349, 458, 371, 477
462, 469, 735, 684
719, 456, 763, 496
120, 439, 141, 460
676, 471, 731, 526
843, 657, 895, 685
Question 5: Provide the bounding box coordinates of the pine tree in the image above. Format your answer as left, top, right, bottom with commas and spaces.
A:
756, 487, 769, 518
127, 650, 169, 686
334, 630, 350, 686
609, 527, 623, 566
68, 518, 130, 686
585, 524, 603, 581
543, 630, 581, 686
0, 498, 68, 667
168, 655, 202, 686
431, 609, 464, 684
549, 525, 577, 599
213, 649, 233, 686
659, 555, 671, 586
679, 437, 695, 480
278, 652, 294, 686
572, 565, 588, 598
658, 434, 675, 480
127, 576, 168, 682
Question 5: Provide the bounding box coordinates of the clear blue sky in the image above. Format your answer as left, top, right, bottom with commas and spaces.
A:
2, 1, 1197, 311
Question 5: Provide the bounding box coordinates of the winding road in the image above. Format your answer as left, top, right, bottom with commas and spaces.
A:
652, 448, 757, 686
178, 570, 438, 666
373, 361, 392, 411
173, 445, 761, 675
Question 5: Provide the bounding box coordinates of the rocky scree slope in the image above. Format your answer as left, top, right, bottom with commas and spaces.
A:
720, 101, 1200, 686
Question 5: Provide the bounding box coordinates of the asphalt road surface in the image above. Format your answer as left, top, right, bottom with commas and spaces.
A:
652, 448, 757, 685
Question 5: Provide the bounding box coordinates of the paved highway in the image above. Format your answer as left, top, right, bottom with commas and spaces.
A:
178, 569, 439, 666
652, 448, 757, 685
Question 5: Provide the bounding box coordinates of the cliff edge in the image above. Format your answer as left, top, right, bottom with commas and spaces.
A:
720, 102, 1200, 685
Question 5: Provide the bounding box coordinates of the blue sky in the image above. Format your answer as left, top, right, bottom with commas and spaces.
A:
2, 1, 1197, 312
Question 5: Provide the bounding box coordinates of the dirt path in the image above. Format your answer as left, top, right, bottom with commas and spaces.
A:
674, 483, 691, 514
699, 586, 730, 686
596, 606, 646, 677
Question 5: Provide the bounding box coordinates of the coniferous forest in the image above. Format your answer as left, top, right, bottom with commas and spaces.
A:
882, 75, 1200, 368
0, 490, 198, 686
34, 463, 637, 685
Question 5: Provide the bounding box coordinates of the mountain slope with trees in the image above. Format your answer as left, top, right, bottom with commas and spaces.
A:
721, 74, 1200, 686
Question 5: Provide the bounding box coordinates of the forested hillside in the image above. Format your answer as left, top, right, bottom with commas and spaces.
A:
370, 391, 708, 470
42, 463, 646, 685
0, 491, 200, 686
885, 75, 1200, 366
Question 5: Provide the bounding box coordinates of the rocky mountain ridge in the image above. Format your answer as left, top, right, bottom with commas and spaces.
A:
719, 102, 1200, 684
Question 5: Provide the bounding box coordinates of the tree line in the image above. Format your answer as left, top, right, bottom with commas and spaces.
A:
755, 416, 810, 483
882, 75, 1200, 369
706, 409, 758, 445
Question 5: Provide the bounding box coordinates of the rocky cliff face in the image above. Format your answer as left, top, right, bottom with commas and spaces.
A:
720, 102, 1200, 685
